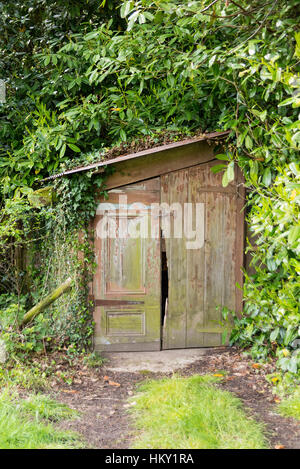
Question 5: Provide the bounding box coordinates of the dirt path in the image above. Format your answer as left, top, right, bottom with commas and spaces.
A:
55, 348, 300, 449
56, 369, 142, 449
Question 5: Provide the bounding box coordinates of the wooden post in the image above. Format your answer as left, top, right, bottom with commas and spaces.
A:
20, 277, 72, 327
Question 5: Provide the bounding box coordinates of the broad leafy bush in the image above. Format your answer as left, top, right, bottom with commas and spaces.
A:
0, 1, 299, 370
229, 164, 300, 372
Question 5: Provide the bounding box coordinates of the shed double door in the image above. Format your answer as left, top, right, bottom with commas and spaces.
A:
92, 162, 244, 351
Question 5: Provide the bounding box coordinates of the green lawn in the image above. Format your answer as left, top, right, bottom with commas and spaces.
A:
130, 374, 268, 449
0, 391, 82, 449
278, 389, 300, 420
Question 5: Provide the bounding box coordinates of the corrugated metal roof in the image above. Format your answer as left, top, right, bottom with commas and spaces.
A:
41, 131, 229, 182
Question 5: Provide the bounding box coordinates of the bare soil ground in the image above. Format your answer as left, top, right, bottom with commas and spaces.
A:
54, 348, 300, 449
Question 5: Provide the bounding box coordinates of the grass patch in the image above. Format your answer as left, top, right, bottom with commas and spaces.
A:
139, 370, 152, 376
0, 363, 49, 391
0, 391, 82, 449
83, 351, 106, 368
19, 393, 79, 422
278, 389, 300, 420
129, 374, 268, 449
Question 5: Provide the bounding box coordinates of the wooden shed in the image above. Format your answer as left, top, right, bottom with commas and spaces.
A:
57, 132, 245, 352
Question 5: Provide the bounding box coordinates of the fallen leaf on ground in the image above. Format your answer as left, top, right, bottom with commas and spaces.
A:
103, 376, 110, 381
213, 374, 224, 377
275, 445, 285, 449
62, 389, 77, 394
252, 363, 262, 369
108, 380, 121, 387
274, 398, 281, 403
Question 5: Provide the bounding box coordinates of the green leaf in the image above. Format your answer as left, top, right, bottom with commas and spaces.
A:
262, 167, 272, 186
127, 11, 139, 30
144, 12, 154, 21
249, 160, 258, 183
288, 225, 300, 245
138, 13, 146, 24
215, 154, 230, 161
278, 96, 300, 107
84, 31, 100, 41
210, 164, 227, 174
260, 110, 267, 122
289, 163, 300, 176
287, 357, 298, 374
120, 129, 126, 141
248, 41, 256, 56
284, 326, 297, 346
120, 1, 132, 18
209, 55, 216, 67
59, 143, 66, 158
67, 143, 81, 153
222, 170, 229, 188
221, 329, 228, 345
245, 135, 253, 150
222, 162, 235, 188
270, 327, 279, 342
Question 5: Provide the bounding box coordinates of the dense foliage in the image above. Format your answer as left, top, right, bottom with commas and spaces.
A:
0, 1, 299, 372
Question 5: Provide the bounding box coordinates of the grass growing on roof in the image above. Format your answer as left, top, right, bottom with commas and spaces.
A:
0, 391, 82, 449
129, 374, 268, 449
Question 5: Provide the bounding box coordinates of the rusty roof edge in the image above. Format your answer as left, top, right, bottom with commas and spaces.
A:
40, 130, 230, 183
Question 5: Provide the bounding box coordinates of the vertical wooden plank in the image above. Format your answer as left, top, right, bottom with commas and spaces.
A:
186, 165, 206, 347
222, 192, 237, 313
161, 169, 188, 349
203, 186, 224, 345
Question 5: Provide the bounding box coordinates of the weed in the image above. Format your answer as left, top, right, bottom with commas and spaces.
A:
83, 352, 106, 368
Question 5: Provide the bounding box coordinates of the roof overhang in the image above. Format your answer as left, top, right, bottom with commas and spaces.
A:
41, 131, 230, 183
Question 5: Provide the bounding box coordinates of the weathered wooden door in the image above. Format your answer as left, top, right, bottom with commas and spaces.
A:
161, 161, 244, 348
93, 178, 161, 351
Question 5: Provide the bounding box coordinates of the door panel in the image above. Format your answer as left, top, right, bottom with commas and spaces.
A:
93, 179, 161, 352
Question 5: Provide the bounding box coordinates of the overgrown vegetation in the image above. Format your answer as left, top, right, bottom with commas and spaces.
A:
129, 374, 268, 449
0, 1, 299, 380
225, 163, 300, 373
